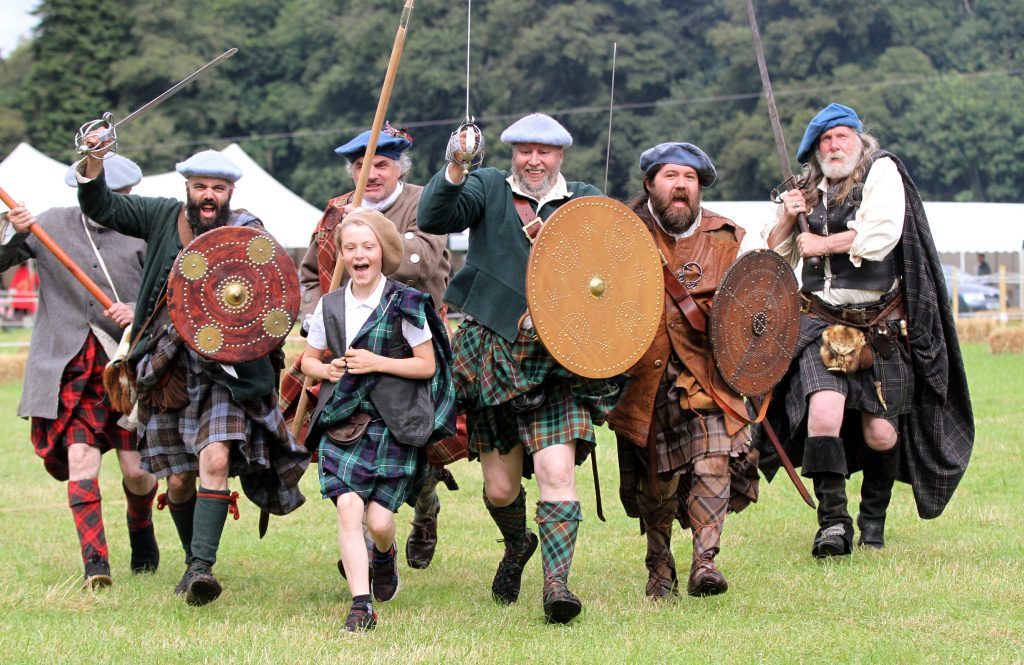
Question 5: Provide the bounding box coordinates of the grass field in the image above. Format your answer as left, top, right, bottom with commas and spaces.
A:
0, 343, 1021, 664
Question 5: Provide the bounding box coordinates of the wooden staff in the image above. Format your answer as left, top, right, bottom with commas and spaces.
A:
0, 184, 114, 309
290, 0, 416, 439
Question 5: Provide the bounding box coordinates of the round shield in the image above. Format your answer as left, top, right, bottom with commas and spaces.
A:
526, 196, 664, 378
167, 226, 300, 363
709, 249, 800, 396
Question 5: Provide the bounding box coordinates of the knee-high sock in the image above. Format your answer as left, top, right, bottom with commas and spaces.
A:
68, 478, 107, 564
687, 472, 729, 561
484, 485, 528, 552
124, 480, 157, 531
163, 491, 196, 564
190, 488, 234, 567
536, 500, 582, 588
637, 488, 678, 577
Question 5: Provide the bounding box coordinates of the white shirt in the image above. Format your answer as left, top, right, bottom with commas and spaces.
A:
647, 200, 766, 256
306, 276, 432, 353
362, 182, 404, 212
763, 156, 906, 305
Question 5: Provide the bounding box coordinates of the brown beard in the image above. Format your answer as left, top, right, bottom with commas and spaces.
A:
650, 187, 699, 234
186, 195, 232, 235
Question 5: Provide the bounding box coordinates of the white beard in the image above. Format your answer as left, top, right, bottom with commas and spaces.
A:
819, 148, 860, 180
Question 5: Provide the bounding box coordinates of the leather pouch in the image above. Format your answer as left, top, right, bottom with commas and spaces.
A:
326, 412, 372, 445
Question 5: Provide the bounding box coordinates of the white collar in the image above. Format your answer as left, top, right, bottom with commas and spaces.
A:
647, 199, 703, 239
362, 181, 405, 212
506, 172, 571, 210
345, 274, 386, 310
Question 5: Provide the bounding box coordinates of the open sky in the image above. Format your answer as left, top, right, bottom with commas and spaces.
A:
0, 0, 40, 58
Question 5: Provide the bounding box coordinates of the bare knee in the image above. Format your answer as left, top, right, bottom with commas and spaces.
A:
483, 475, 519, 506
199, 443, 230, 482
116, 451, 154, 489
365, 506, 395, 540
67, 443, 101, 481
165, 472, 196, 502
807, 392, 846, 437
862, 415, 897, 451
693, 455, 729, 477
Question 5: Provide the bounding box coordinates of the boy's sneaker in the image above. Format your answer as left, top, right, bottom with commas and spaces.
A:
343, 604, 378, 632
371, 543, 400, 602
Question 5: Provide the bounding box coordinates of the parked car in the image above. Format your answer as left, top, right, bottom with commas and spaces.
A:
941, 264, 1000, 312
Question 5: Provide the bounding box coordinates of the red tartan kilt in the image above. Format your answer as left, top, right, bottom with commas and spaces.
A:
428, 413, 468, 466
31, 333, 135, 481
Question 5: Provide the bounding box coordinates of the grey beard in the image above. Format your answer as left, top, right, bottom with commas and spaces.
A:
512, 169, 557, 200
819, 150, 859, 180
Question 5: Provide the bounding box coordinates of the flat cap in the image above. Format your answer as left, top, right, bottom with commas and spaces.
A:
338, 208, 404, 276
500, 113, 573, 147
65, 155, 143, 190
335, 129, 412, 161
175, 150, 243, 182
639, 142, 717, 188
796, 103, 863, 164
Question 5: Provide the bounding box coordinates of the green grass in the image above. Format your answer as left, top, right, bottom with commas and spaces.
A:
0, 344, 1021, 664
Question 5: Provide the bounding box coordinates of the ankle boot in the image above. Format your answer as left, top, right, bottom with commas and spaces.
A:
803, 436, 853, 558
858, 445, 899, 549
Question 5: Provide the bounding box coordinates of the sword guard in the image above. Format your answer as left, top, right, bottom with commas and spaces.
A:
769, 175, 798, 204
74, 113, 118, 158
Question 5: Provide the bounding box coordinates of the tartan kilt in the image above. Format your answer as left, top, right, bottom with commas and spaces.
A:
318, 415, 427, 513
452, 320, 619, 477
31, 332, 134, 482
137, 335, 308, 516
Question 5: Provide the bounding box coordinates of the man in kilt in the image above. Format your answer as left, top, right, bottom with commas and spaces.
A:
609, 143, 765, 599
281, 125, 458, 570
418, 113, 620, 624
75, 145, 309, 605
0, 156, 159, 587
761, 103, 973, 557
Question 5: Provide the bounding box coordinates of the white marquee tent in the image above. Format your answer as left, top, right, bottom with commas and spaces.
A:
0, 143, 79, 210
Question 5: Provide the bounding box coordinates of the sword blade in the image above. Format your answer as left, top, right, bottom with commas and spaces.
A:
114, 48, 238, 130
745, 0, 793, 181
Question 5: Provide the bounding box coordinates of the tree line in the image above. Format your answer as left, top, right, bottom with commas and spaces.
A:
1, 0, 1021, 208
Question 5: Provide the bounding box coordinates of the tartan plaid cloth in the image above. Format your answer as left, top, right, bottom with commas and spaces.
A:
31, 332, 134, 482
137, 328, 308, 516
312, 280, 456, 510
451, 320, 620, 473
758, 150, 974, 519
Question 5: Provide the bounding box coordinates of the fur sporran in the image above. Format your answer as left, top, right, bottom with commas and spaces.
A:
820, 324, 874, 373
103, 326, 136, 414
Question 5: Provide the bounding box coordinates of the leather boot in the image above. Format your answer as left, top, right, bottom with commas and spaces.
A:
637, 486, 679, 600
858, 444, 899, 549
406, 471, 440, 569
803, 436, 853, 558
685, 459, 729, 597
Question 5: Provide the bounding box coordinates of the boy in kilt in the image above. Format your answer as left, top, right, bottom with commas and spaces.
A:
301, 209, 455, 632
0, 156, 159, 587
75, 143, 309, 606
418, 114, 620, 624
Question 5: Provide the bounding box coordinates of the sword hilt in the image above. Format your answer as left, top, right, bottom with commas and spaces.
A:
74, 112, 118, 158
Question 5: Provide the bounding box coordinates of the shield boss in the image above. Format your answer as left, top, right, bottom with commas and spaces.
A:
167, 225, 300, 363
526, 196, 663, 378
709, 249, 800, 396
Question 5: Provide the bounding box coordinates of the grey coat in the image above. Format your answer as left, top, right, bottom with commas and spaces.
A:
0, 206, 145, 419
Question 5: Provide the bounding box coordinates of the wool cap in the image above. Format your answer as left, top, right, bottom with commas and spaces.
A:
638, 142, 717, 188
175, 150, 243, 182
65, 155, 143, 190
335, 130, 412, 161
337, 208, 404, 276
500, 113, 573, 147
796, 103, 863, 164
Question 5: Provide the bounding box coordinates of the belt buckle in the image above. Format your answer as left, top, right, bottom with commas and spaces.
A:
521, 217, 543, 243
841, 306, 866, 324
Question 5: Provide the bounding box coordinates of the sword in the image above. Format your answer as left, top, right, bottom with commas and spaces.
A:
745, 0, 820, 269
75, 48, 238, 156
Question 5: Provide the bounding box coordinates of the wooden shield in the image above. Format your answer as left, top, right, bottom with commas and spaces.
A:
167, 226, 300, 363
526, 196, 663, 378
709, 249, 800, 396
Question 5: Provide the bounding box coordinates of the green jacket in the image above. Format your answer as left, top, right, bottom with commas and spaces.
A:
417, 167, 600, 342
77, 175, 278, 400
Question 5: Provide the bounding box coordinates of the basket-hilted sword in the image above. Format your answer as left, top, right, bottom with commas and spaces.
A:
75, 48, 238, 157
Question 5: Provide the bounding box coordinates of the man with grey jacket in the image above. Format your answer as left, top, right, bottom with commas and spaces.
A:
0, 155, 159, 588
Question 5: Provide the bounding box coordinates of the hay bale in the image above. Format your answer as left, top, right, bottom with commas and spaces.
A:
988, 328, 1024, 354
956, 318, 999, 344
0, 353, 27, 384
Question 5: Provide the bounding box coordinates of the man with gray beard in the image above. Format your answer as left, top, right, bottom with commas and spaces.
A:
760, 103, 973, 559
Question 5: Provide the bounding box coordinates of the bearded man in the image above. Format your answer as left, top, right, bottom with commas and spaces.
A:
609, 142, 764, 599
417, 113, 620, 624
75, 146, 309, 605
761, 103, 973, 558
281, 126, 457, 571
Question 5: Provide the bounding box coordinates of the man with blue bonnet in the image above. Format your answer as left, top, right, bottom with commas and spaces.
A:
0, 156, 159, 588
284, 123, 457, 574
418, 113, 621, 624
73, 142, 309, 605
760, 103, 973, 558
609, 142, 764, 599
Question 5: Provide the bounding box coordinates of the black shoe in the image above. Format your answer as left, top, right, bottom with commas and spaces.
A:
343, 604, 378, 632
543, 583, 582, 624
129, 525, 160, 574
406, 515, 438, 570
83, 554, 112, 590
184, 560, 222, 606
174, 566, 190, 595
491, 531, 539, 605
371, 544, 400, 602
812, 522, 854, 558
857, 517, 886, 549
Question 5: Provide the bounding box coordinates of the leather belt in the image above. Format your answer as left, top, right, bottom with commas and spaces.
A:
800, 292, 905, 327
512, 194, 544, 242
